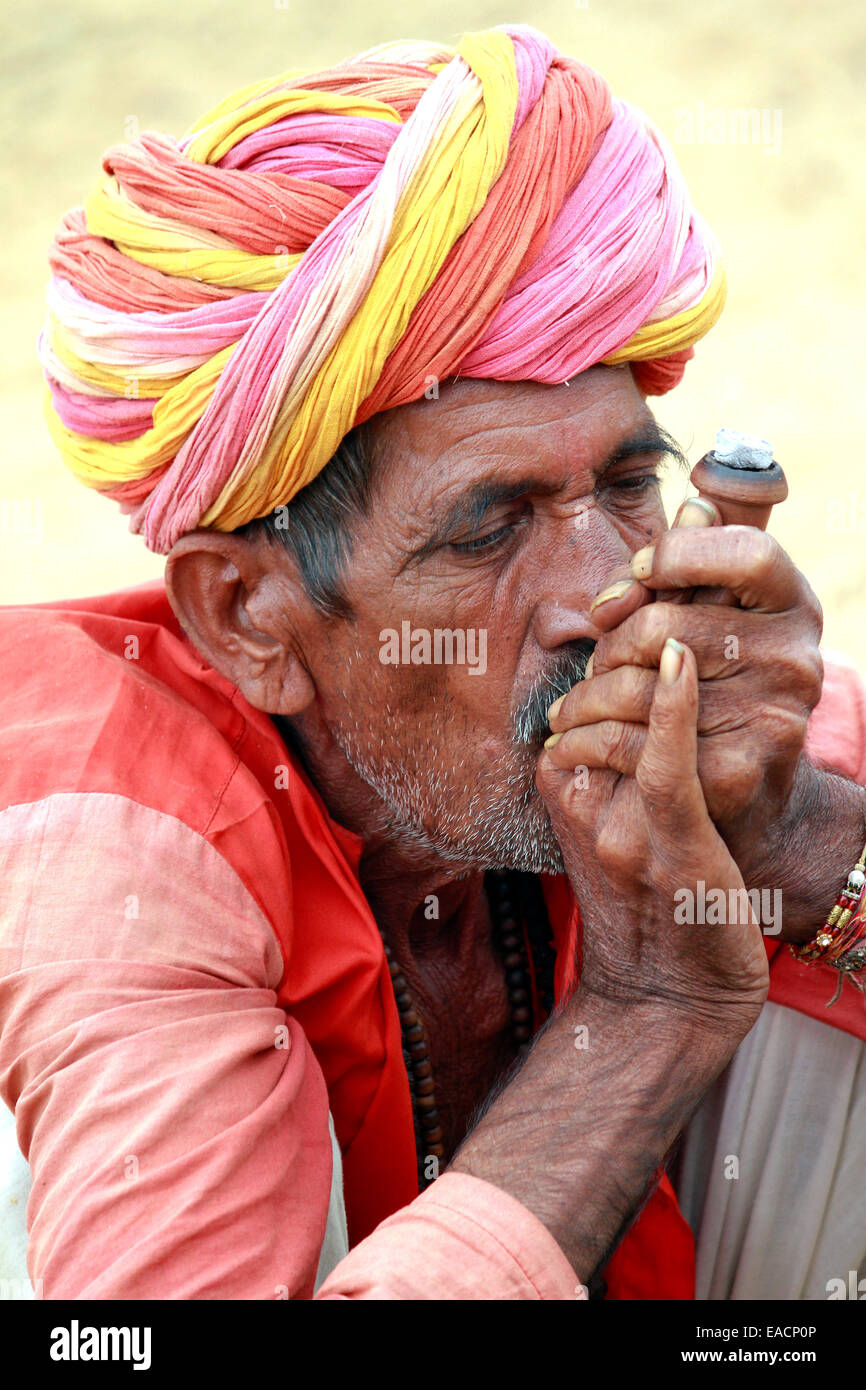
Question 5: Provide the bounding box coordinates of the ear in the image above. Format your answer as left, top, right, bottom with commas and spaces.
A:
164, 530, 316, 715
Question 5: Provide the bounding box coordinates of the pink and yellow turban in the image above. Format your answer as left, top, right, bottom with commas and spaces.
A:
41, 23, 725, 553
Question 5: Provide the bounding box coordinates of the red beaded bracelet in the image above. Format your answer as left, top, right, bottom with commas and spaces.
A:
790, 841, 866, 1003
790, 841, 866, 965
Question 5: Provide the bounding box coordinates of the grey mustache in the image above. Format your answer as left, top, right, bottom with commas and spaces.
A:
513, 639, 596, 747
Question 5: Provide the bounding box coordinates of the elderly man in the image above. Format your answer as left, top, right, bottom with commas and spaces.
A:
1, 24, 865, 1301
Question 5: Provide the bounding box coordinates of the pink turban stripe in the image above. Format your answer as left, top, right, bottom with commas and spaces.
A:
360, 54, 612, 419
458, 102, 690, 379
46, 275, 264, 372
215, 115, 403, 196
46, 379, 157, 442
42, 23, 726, 553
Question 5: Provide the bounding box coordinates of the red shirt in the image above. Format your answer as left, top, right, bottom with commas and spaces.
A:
0, 580, 863, 1298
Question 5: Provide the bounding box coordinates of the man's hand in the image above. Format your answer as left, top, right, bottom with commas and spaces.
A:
538, 637, 769, 1019
454, 639, 767, 1281
545, 515, 866, 942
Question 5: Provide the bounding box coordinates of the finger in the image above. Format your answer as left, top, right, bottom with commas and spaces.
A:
587, 503, 719, 632
669, 494, 740, 608
672, 496, 721, 530
634, 639, 706, 823
536, 745, 620, 823
590, 599, 761, 679
629, 526, 803, 613
544, 720, 646, 777
548, 664, 655, 734
588, 571, 653, 634
684, 585, 741, 608
655, 495, 721, 605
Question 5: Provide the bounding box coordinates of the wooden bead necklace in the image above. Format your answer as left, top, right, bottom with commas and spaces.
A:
382, 870, 557, 1191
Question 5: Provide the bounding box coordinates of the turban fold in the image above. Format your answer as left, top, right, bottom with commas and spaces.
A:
41, 24, 726, 552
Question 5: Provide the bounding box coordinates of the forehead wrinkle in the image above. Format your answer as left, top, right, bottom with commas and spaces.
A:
433, 414, 559, 459
399, 381, 658, 476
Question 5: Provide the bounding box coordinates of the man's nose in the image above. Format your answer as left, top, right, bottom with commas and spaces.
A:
529, 505, 643, 649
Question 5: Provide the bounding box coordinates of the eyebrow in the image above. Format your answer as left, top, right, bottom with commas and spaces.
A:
403, 421, 685, 567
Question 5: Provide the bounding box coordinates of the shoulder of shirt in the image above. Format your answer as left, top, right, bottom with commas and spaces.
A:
0, 580, 348, 916
0, 578, 261, 825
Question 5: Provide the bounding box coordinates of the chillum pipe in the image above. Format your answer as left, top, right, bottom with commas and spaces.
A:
653, 430, 788, 606
689, 427, 788, 531
588, 430, 789, 616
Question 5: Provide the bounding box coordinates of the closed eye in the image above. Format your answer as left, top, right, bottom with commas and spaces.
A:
449, 523, 517, 555
606, 470, 662, 492
598, 467, 664, 505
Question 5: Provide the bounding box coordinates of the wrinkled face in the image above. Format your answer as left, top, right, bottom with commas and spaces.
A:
308, 367, 672, 871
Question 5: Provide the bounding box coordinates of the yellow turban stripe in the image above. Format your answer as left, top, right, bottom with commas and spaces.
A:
184, 91, 404, 167
84, 178, 304, 292
200, 30, 521, 530
42, 25, 728, 551
603, 264, 727, 366
43, 348, 234, 485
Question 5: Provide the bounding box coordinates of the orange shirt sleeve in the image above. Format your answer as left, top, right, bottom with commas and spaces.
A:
0, 789, 582, 1301
0, 791, 333, 1299
316, 1171, 583, 1300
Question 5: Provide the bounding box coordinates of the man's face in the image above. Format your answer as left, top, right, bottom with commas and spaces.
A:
300, 366, 672, 872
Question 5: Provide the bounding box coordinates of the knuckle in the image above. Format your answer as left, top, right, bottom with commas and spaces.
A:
634, 754, 676, 800
553, 727, 586, 768
626, 663, 654, 711
743, 528, 779, 581
722, 527, 775, 590
557, 771, 592, 820
809, 647, 825, 706
773, 638, 824, 713
596, 822, 633, 878
592, 633, 611, 675
766, 706, 809, 763
707, 748, 759, 807
600, 720, 640, 771
801, 582, 824, 636
633, 601, 671, 653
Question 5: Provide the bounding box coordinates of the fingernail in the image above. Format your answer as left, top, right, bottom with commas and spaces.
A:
629, 545, 655, 580
584, 652, 595, 679
675, 497, 717, 528
589, 579, 633, 613
547, 694, 565, 721
659, 637, 684, 686
544, 732, 562, 749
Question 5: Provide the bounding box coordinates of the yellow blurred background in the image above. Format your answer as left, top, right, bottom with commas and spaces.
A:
2, 0, 864, 675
